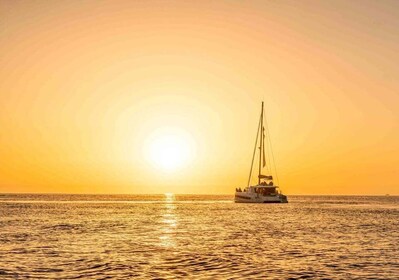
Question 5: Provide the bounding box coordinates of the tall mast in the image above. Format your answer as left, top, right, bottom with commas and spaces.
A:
258, 101, 264, 185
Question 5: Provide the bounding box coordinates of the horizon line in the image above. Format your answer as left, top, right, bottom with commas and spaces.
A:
0, 192, 397, 196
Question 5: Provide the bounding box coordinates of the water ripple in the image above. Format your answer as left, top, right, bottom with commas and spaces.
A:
0, 195, 398, 279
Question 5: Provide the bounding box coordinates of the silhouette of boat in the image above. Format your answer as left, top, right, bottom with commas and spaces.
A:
235, 102, 288, 203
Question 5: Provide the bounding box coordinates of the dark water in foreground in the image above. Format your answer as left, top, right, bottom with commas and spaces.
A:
0, 194, 398, 279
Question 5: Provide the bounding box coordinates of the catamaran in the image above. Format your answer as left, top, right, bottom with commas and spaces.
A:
234, 102, 288, 203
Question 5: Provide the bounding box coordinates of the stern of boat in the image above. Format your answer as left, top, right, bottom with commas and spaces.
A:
234, 191, 253, 203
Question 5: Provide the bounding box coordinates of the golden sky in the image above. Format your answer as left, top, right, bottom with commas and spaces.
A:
1, 0, 398, 195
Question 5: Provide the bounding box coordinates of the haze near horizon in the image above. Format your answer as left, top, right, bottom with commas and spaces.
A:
1, 0, 398, 195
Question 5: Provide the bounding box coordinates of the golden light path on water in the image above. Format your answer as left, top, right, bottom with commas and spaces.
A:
160, 193, 177, 248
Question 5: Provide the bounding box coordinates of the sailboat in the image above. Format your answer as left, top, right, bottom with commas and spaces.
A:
234, 102, 288, 203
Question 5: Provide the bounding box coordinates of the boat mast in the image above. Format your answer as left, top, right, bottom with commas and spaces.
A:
258, 101, 264, 185
247, 113, 261, 188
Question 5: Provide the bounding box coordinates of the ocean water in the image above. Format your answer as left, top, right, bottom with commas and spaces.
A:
0, 194, 398, 279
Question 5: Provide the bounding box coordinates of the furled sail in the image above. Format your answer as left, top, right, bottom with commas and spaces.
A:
259, 175, 273, 180
262, 126, 266, 167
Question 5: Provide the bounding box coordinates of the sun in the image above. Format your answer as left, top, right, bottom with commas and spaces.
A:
144, 127, 196, 172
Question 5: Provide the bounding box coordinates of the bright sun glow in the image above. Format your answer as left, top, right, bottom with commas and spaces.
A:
145, 127, 196, 172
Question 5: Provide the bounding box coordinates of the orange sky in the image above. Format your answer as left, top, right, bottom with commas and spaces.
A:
1, 0, 398, 195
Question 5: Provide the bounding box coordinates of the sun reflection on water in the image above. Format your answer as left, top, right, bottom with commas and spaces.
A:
160, 193, 177, 247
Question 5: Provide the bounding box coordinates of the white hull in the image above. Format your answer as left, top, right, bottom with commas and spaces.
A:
234, 191, 288, 203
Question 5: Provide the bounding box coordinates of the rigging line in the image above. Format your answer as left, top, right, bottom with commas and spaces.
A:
266, 127, 272, 174
263, 107, 280, 187
263, 125, 272, 175
247, 114, 262, 188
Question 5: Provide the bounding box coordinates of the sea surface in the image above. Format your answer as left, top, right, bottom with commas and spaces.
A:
0, 194, 398, 279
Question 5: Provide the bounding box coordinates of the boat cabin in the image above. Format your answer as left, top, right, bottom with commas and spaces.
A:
247, 185, 280, 196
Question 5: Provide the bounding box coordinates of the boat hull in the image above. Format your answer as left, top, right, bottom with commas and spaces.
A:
234, 192, 288, 203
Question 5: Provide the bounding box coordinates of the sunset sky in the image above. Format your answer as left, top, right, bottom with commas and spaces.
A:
1, 0, 398, 195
